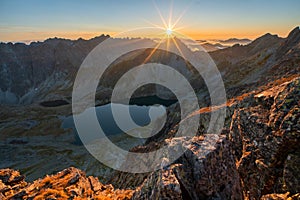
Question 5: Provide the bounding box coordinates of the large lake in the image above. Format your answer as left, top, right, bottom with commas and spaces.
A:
61, 103, 167, 149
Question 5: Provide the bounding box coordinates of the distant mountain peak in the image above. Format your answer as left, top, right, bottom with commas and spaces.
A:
214, 38, 252, 47
219, 38, 251, 44
259, 32, 279, 39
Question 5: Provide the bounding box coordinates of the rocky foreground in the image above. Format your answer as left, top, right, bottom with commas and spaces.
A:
108, 76, 300, 200
0, 167, 133, 200
1, 78, 299, 200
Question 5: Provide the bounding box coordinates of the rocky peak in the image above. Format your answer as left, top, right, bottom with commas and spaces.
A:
247, 32, 282, 54
285, 26, 300, 48
250, 33, 279, 44
287, 26, 300, 40
276, 26, 300, 58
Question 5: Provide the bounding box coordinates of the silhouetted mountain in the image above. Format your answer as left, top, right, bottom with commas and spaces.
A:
218, 38, 252, 45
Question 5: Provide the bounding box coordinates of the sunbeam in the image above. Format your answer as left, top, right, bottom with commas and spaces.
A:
143, 38, 164, 64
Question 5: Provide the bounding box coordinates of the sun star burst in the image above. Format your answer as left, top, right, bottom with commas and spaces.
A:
141, 1, 190, 63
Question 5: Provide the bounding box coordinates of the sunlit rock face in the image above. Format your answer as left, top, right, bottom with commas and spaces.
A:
0, 167, 134, 199
229, 77, 300, 199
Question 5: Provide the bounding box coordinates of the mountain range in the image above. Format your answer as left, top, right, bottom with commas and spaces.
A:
0, 26, 299, 199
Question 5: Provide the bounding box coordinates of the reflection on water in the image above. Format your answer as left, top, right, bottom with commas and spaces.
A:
61, 103, 166, 147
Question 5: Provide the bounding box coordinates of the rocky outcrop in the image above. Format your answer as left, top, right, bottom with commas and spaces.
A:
132, 167, 182, 199
229, 77, 300, 199
110, 135, 243, 200
170, 135, 242, 200
0, 167, 133, 200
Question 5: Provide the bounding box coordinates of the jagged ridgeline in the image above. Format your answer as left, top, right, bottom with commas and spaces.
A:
0, 35, 211, 107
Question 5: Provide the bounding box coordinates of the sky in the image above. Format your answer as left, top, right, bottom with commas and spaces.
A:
0, 0, 299, 42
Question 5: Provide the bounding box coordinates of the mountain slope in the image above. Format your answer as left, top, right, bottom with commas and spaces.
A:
210, 27, 300, 99
0, 35, 109, 104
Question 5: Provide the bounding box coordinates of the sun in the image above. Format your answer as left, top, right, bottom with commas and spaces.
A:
141, 1, 189, 63
166, 28, 173, 36
142, 1, 188, 39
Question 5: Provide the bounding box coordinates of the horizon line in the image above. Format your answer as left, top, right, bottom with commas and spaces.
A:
1, 27, 297, 45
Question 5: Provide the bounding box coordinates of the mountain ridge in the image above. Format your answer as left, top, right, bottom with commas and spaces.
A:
0, 27, 298, 105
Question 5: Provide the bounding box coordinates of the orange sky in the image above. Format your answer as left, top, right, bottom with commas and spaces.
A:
0, 26, 296, 44
1, 0, 299, 43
